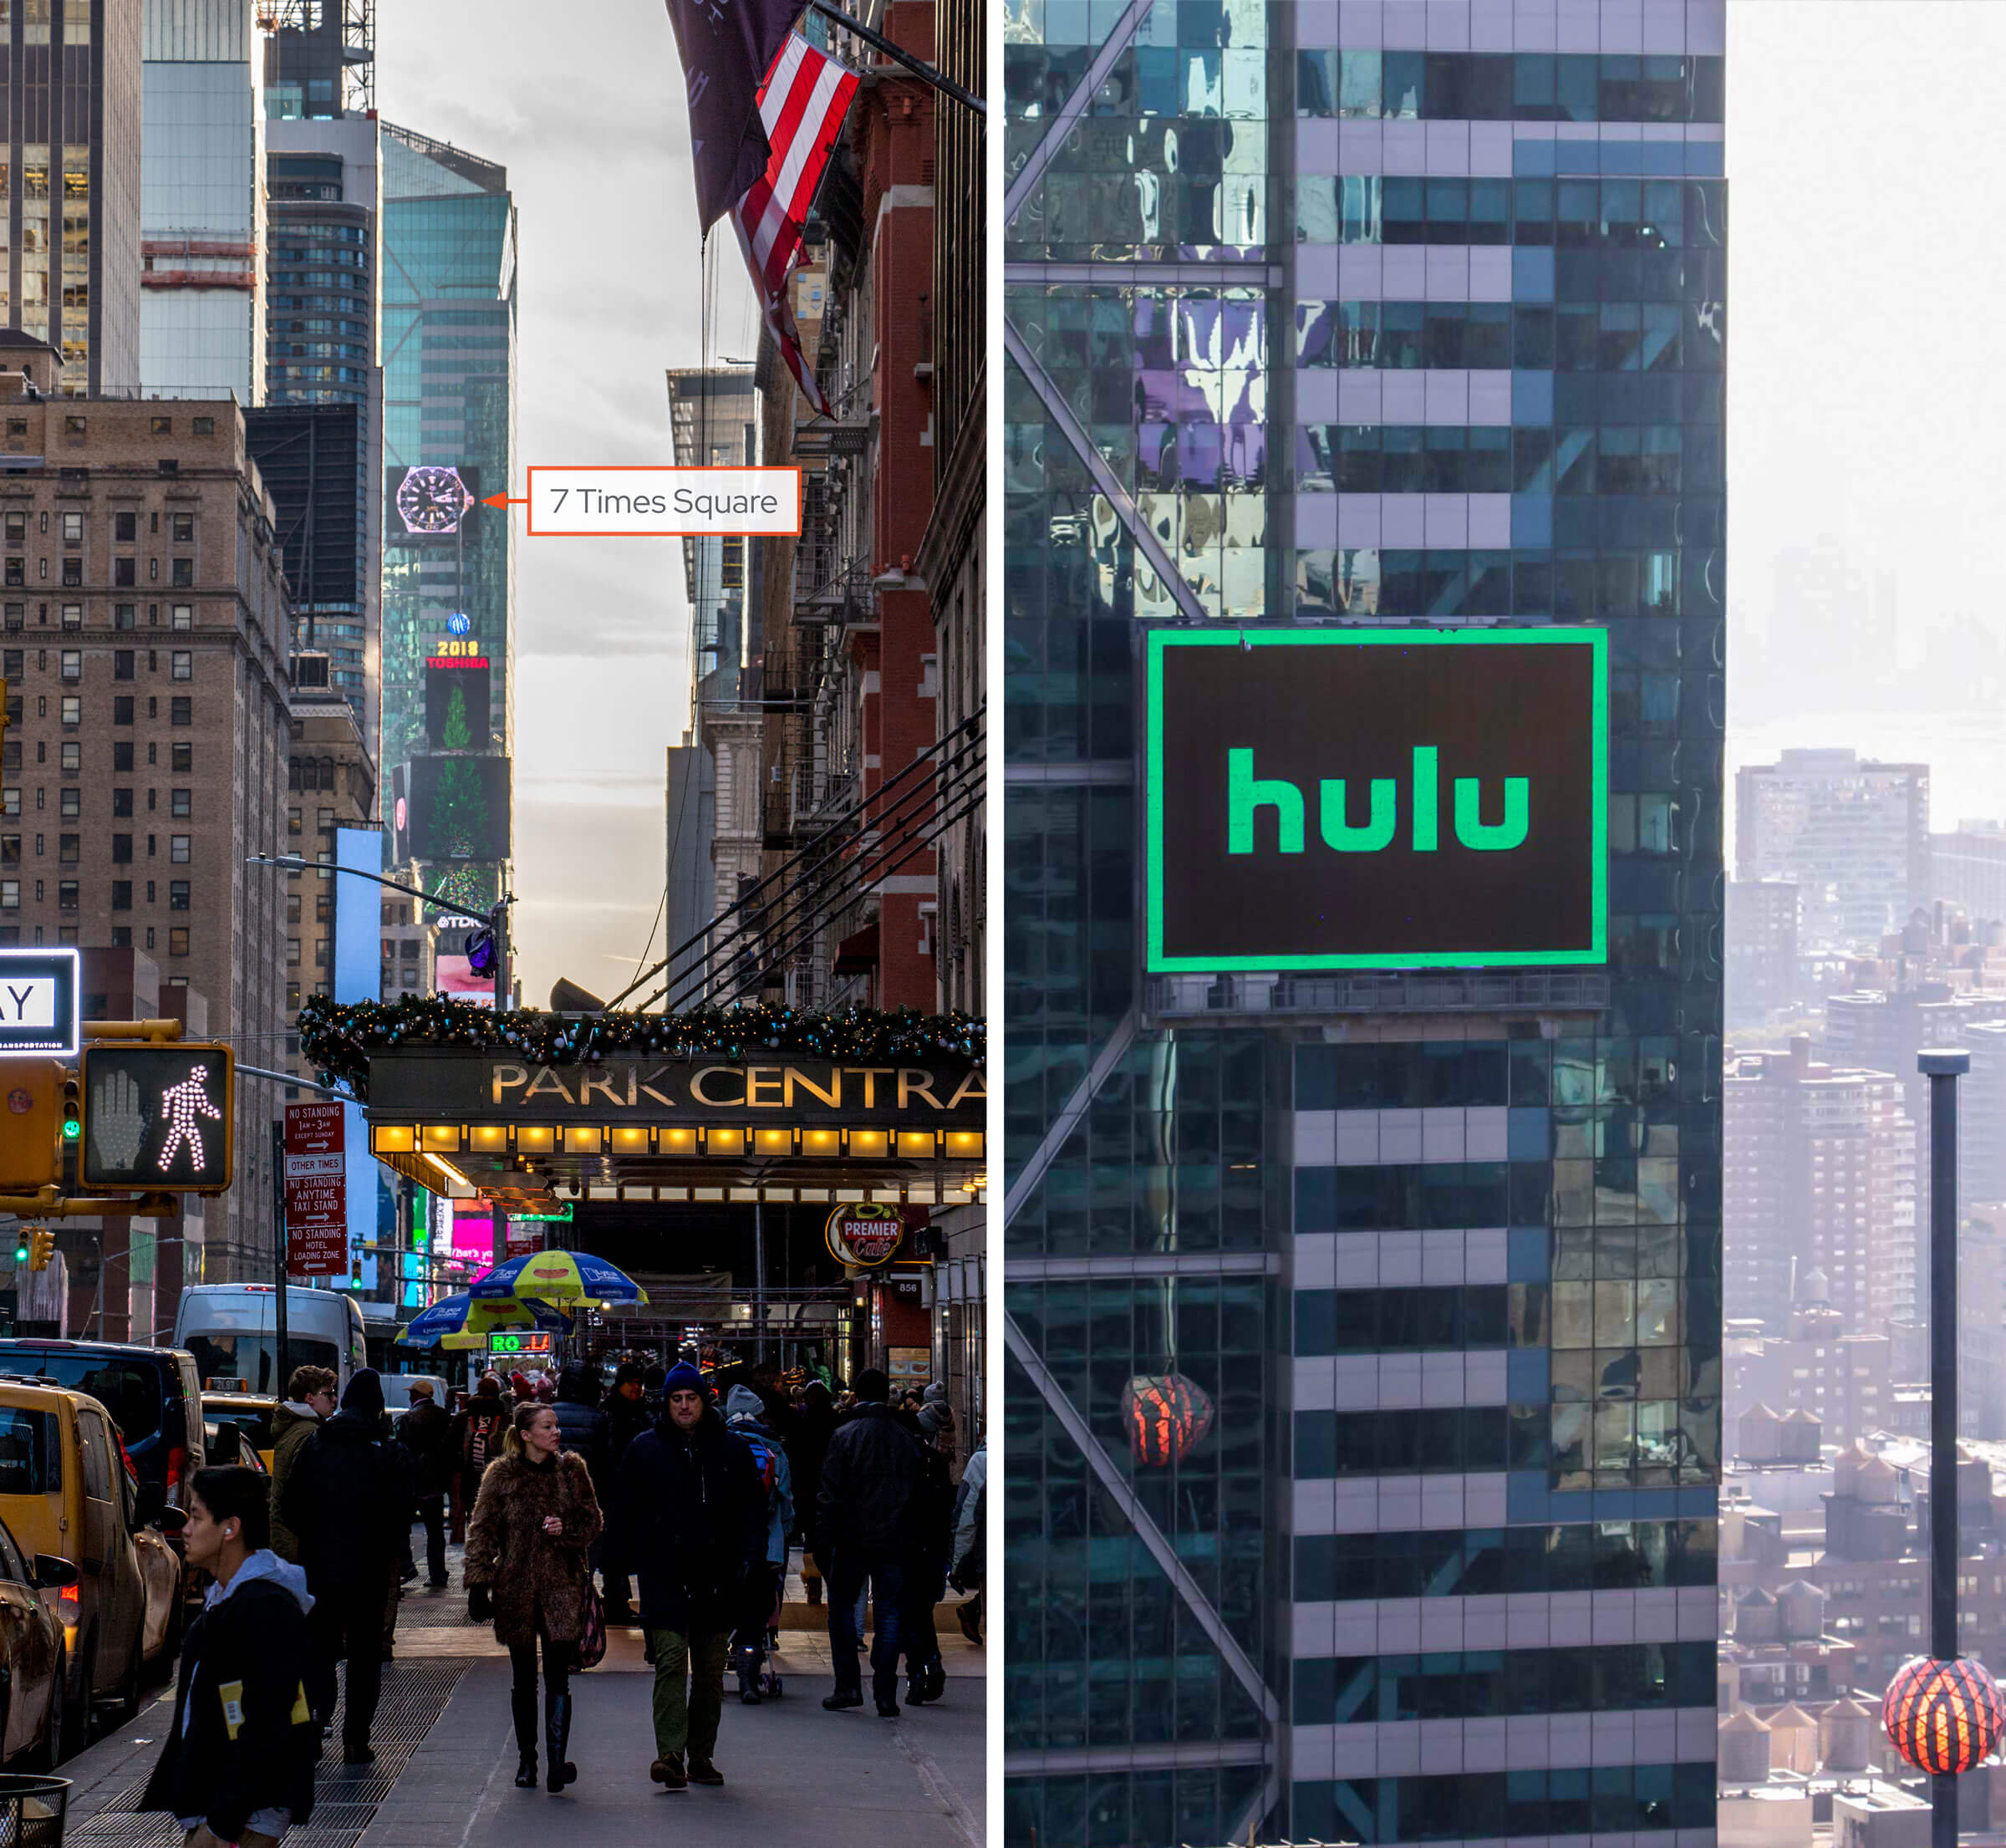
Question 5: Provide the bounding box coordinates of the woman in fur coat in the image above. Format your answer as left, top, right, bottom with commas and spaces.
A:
466, 1399, 603, 1792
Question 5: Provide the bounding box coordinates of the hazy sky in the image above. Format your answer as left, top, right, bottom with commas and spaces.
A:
1727, 4, 2006, 822
377, 0, 757, 1004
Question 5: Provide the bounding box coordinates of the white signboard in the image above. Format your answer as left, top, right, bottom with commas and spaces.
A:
0, 950, 78, 1056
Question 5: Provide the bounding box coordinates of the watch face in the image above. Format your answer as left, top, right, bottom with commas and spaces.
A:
396, 466, 471, 536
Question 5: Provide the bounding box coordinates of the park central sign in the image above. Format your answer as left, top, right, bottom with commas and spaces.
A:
368, 1053, 985, 1130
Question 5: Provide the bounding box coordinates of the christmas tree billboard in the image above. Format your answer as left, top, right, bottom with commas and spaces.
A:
410, 755, 511, 861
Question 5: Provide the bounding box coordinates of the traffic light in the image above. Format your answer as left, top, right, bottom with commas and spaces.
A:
11, 1233, 25, 1266
0, 1059, 62, 1191
78, 1043, 234, 1194
59, 1073, 79, 1146
28, 1228, 52, 1272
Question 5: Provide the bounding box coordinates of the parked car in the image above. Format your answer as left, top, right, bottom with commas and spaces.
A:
0, 1509, 73, 1770
0, 1341, 208, 1515
0, 1377, 184, 1754
201, 1393, 277, 1471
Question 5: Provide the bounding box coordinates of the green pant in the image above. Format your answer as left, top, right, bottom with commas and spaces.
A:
644, 1627, 731, 1763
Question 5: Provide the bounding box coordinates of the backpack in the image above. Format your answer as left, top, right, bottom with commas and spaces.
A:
736, 1424, 780, 1503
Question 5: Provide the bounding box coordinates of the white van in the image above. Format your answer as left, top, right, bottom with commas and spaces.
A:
172, 1285, 368, 1397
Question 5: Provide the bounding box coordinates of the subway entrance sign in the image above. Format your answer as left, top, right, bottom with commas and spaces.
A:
1145, 627, 1607, 972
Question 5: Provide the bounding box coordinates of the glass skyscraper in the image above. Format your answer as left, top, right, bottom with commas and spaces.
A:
1003, 3, 1726, 1843
378, 120, 515, 910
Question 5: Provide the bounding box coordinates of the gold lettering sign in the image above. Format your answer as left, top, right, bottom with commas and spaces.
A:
464, 1060, 980, 1121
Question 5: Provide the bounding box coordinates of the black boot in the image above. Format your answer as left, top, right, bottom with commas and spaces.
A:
512, 1683, 538, 1787
545, 1690, 576, 1793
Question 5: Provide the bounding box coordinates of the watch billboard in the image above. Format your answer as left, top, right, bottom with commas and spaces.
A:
386, 464, 481, 547
1144, 627, 1607, 971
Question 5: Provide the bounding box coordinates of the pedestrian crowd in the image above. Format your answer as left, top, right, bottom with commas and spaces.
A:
144, 1351, 984, 1833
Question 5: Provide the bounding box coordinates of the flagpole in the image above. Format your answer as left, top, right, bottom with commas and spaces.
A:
803, 0, 986, 114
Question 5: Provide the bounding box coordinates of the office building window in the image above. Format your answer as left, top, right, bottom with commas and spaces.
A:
109, 834, 130, 863
112, 651, 132, 680
58, 696, 77, 726
168, 927, 188, 957
111, 742, 131, 772
171, 515, 193, 544
170, 835, 190, 863
170, 560, 192, 588
287, 938, 301, 965
171, 743, 191, 772
113, 558, 135, 587
171, 698, 191, 725
59, 513, 80, 543
110, 881, 130, 910
170, 652, 191, 680
114, 512, 135, 543
169, 881, 189, 911
58, 743, 77, 771
56, 882, 76, 912
171, 605, 191, 630
170, 790, 190, 818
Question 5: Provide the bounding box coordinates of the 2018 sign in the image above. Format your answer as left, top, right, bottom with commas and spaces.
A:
826, 1203, 904, 1268
1145, 628, 1607, 971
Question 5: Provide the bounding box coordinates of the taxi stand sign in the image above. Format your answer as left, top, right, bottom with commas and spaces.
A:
78, 1043, 236, 1194
0, 949, 80, 1057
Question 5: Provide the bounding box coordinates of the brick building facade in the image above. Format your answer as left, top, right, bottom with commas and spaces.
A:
0, 354, 291, 1292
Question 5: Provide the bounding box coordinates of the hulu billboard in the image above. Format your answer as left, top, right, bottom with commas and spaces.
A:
1144, 627, 1607, 971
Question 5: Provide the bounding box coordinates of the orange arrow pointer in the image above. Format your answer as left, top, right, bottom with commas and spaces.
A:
481, 492, 527, 508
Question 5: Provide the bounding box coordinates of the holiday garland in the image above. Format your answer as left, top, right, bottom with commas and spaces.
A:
297, 995, 985, 1101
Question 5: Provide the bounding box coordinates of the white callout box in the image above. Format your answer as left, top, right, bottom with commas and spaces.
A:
527, 466, 802, 538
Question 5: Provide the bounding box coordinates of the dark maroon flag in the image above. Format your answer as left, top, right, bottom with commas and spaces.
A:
664, 0, 803, 232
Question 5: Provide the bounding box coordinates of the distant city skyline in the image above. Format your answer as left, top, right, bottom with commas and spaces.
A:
374, 1, 756, 1005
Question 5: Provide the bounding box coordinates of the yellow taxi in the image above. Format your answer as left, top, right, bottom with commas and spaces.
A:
0, 1377, 183, 1755
201, 1392, 278, 1472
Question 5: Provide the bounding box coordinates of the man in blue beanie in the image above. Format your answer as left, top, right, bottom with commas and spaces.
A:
279, 1368, 412, 1765
608, 1362, 766, 1790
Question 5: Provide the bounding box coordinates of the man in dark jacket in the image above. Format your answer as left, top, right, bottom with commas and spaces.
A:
280, 1368, 410, 1765
550, 1361, 614, 1499
608, 1362, 766, 1792
395, 1382, 454, 1591
603, 1361, 652, 1622
142, 1467, 317, 1848
898, 1403, 955, 1706
816, 1367, 921, 1717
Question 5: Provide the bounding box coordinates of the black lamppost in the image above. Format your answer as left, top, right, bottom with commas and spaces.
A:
1883, 1051, 2004, 1836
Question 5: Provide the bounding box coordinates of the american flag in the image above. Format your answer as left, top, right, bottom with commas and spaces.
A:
729, 32, 858, 420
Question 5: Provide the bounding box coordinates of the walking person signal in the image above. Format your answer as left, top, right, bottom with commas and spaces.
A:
465, 1399, 603, 1793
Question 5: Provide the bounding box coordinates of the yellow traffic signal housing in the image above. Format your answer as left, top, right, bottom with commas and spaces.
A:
28, 1227, 52, 1272
0, 1061, 62, 1191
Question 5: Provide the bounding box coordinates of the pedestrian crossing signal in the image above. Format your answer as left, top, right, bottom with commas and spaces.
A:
78, 1044, 234, 1194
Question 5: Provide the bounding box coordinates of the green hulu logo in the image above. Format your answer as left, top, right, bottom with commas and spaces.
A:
1225, 746, 1530, 855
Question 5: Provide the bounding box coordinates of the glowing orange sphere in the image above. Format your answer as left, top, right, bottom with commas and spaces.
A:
1884, 1656, 2006, 1774
1122, 1372, 1214, 1468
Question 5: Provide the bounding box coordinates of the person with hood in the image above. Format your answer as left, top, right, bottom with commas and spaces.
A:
815, 1367, 921, 1717
267, 1366, 336, 1567
395, 1381, 454, 1591
608, 1363, 766, 1791
451, 1372, 509, 1543
787, 1380, 838, 1606
603, 1361, 652, 1623
550, 1361, 614, 1504
723, 1384, 794, 1703
898, 1403, 955, 1706
949, 1433, 985, 1643
279, 1368, 410, 1765
141, 1468, 318, 1848
465, 1398, 603, 1794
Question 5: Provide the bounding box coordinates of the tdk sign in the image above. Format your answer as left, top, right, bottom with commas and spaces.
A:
1144, 628, 1607, 971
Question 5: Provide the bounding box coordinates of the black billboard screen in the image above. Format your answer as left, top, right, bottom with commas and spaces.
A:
1145, 629, 1606, 971
409, 755, 512, 863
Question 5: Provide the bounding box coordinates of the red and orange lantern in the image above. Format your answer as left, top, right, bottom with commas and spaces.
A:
1122, 1372, 1214, 1468
1883, 1655, 2006, 1774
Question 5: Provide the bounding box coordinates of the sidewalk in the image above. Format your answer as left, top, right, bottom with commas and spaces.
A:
56, 1546, 985, 1848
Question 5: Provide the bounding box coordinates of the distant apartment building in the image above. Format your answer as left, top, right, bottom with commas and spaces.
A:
1725, 1039, 1917, 1336
1727, 877, 1800, 1026
139, 0, 264, 401
1933, 820, 2006, 930
1736, 750, 1929, 949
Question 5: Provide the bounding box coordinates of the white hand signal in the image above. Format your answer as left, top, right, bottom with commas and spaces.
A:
92, 1069, 146, 1170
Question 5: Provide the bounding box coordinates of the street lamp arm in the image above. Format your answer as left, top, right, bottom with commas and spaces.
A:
245, 854, 508, 920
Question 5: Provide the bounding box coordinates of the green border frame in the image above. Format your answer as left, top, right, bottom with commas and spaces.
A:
1143, 627, 1610, 973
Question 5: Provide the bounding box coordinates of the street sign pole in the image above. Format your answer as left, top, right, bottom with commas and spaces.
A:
272, 1118, 288, 1392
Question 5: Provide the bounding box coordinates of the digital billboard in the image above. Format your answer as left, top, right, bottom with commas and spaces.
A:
408, 754, 511, 863
425, 662, 491, 752
386, 464, 481, 547
435, 953, 496, 1007
1145, 628, 1606, 971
